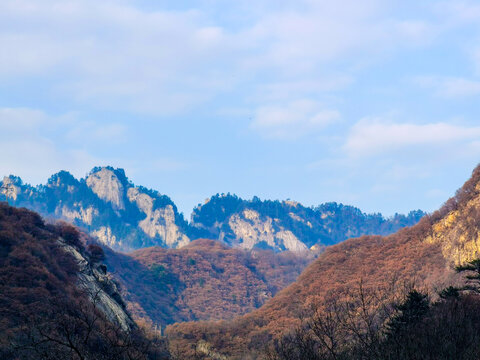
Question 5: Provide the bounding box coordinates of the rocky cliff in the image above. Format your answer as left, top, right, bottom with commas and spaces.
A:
0, 167, 190, 251
0, 203, 151, 359
190, 193, 425, 252
1, 166, 424, 252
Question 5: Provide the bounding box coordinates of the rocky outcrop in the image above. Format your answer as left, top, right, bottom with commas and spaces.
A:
92, 226, 121, 249
59, 238, 134, 331
86, 168, 126, 211
0, 176, 22, 201
58, 204, 98, 225
228, 209, 307, 252
191, 194, 425, 252
425, 180, 480, 265
128, 187, 189, 248
0, 167, 191, 252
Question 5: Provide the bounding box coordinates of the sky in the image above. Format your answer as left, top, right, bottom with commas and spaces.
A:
1, 0, 480, 218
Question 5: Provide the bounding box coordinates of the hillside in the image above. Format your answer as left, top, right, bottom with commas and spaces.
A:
166, 165, 480, 358
0, 166, 425, 252
104, 239, 313, 327
0, 202, 167, 359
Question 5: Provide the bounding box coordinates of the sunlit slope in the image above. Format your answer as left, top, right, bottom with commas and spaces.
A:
166, 164, 480, 358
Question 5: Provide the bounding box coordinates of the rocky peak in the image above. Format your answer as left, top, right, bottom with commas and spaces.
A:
0, 175, 22, 201
86, 167, 126, 210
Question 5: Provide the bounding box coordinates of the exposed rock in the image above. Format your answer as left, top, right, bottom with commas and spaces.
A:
86, 168, 125, 210
57, 204, 98, 225
127, 187, 154, 213
127, 186, 190, 248
0, 176, 21, 201
92, 226, 121, 249
59, 238, 134, 332
139, 205, 190, 248
1, 167, 424, 253
426, 182, 480, 265
228, 209, 308, 252
192, 193, 425, 251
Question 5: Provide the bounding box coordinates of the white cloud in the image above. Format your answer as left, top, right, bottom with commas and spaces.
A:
254, 77, 354, 103
415, 76, 480, 98
436, 1, 480, 22
344, 118, 480, 156
0, 107, 128, 182
0, 0, 439, 115
251, 100, 340, 139
0, 138, 101, 185
65, 122, 128, 144
0, 107, 126, 144
0, 108, 48, 131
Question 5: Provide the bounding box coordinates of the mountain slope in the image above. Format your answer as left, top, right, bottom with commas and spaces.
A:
166, 165, 480, 358
104, 239, 313, 327
0, 202, 166, 359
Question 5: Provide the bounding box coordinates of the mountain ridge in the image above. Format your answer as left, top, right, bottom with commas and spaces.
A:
166, 164, 480, 358
1, 166, 425, 252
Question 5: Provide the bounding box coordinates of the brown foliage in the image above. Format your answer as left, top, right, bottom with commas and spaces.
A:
0, 202, 169, 359
163, 165, 480, 358
87, 243, 106, 263
105, 239, 312, 327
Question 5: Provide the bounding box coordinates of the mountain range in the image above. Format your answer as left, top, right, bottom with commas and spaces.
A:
166, 165, 480, 358
3, 164, 480, 359
0, 166, 425, 253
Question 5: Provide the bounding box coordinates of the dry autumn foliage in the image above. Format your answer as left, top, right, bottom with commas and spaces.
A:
165, 164, 480, 359
104, 239, 314, 327
0, 203, 169, 360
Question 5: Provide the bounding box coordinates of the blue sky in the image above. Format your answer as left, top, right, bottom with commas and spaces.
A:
1, 0, 480, 217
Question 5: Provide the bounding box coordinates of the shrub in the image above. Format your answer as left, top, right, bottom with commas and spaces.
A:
87, 244, 105, 263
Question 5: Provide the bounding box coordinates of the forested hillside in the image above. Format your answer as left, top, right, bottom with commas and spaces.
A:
166, 165, 480, 359
104, 239, 313, 326
0, 203, 168, 359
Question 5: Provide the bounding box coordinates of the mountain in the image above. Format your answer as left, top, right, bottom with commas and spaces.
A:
104, 239, 313, 327
166, 164, 480, 358
0, 202, 168, 359
0, 167, 190, 251
0, 166, 425, 252
191, 194, 425, 251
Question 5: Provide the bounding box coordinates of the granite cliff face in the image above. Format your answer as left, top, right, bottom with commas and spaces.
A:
227, 209, 307, 252
190, 193, 425, 252
1, 167, 424, 252
59, 237, 134, 331
0, 167, 190, 251
86, 168, 126, 211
